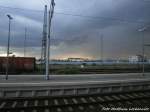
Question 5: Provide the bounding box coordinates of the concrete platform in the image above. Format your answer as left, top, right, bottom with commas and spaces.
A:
0, 73, 150, 87
0, 73, 150, 98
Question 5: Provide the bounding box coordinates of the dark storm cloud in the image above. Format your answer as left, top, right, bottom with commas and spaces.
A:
0, 0, 150, 59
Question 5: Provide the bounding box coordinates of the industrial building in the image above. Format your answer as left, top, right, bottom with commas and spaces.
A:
128, 55, 144, 63
68, 58, 89, 62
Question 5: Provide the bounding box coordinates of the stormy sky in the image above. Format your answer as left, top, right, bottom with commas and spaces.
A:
0, 0, 150, 60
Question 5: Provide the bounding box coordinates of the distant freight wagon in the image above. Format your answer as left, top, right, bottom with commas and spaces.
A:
0, 57, 36, 74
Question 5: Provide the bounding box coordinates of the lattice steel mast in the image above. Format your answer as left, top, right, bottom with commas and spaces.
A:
41, 5, 48, 72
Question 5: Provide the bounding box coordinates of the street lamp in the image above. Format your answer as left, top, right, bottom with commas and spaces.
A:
6, 14, 13, 80
138, 26, 149, 76
24, 27, 27, 57
100, 34, 103, 64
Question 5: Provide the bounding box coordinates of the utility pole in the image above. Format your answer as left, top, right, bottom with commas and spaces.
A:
46, 0, 55, 80
41, 5, 48, 73
6, 14, 13, 80
138, 27, 147, 76
100, 34, 103, 63
142, 31, 145, 76
24, 27, 27, 57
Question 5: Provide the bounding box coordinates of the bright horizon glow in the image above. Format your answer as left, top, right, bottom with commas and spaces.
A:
52, 53, 94, 60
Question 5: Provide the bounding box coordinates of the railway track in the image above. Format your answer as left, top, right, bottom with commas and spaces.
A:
0, 90, 150, 112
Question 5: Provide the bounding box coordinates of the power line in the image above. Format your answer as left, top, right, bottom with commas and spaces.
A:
0, 5, 149, 24
0, 5, 44, 13
54, 12, 148, 24
41, 0, 47, 6
43, 0, 50, 5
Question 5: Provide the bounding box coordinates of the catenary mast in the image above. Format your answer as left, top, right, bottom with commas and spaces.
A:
41, 5, 48, 73
45, 0, 55, 80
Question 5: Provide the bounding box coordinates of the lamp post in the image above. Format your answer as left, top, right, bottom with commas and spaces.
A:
138, 27, 148, 76
100, 34, 103, 64
24, 27, 27, 57
6, 14, 13, 80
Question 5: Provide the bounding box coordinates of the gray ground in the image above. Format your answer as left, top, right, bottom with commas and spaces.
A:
0, 73, 150, 87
